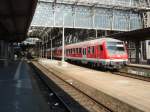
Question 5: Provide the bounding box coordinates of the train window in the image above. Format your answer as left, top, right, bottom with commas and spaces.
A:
82, 48, 84, 55
76, 48, 78, 54
107, 42, 123, 46
99, 45, 103, 51
83, 48, 86, 55
88, 47, 90, 53
79, 48, 82, 53
92, 46, 94, 54
107, 42, 125, 55
72, 48, 74, 54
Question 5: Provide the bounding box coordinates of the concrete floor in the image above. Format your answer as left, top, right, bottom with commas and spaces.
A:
38, 59, 150, 112
0, 60, 49, 112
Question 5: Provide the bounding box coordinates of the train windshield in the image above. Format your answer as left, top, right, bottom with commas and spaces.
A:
107, 41, 125, 55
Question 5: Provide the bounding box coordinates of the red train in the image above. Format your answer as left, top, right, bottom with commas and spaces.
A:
47, 38, 128, 69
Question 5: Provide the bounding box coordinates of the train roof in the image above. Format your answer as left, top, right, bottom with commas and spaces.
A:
66, 38, 122, 48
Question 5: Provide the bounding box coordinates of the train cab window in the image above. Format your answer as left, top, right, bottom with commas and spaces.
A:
99, 45, 103, 51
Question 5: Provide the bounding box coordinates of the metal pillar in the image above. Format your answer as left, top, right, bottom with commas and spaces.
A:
95, 29, 97, 38
111, 10, 114, 30
10, 43, 14, 60
135, 41, 140, 64
4, 42, 8, 67
42, 43, 44, 58
43, 44, 44, 58
46, 38, 48, 59
41, 43, 43, 58
0, 40, 3, 58
62, 27, 65, 62
140, 41, 143, 63
40, 44, 42, 58
62, 14, 65, 62
38, 42, 40, 58
51, 39, 53, 60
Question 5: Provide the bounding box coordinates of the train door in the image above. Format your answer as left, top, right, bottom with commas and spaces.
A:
82, 47, 87, 63
97, 45, 103, 59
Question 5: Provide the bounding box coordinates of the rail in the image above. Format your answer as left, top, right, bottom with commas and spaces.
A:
112, 65, 150, 82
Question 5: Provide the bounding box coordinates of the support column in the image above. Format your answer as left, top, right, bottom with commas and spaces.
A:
140, 41, 143, 63
62, 13, 65, 62
41, 44, 43, 58
135, 41, 140, 64
62, 27, 65, 62
46, 42, 47, 59
4, 42, 8, 67
10, 43, 14, 60
51, 39, 53, 60
95, 29, 97, 38
0, 40, 3, 58
41, 44, 42, 58
38, 42, 40, 58
42, 38, 44, 58
0, 40, 4, 58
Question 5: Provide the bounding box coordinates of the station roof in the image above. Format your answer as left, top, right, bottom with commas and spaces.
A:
110, 27, 150, 41
40, 0, 150, 11
0, 0, 37, 42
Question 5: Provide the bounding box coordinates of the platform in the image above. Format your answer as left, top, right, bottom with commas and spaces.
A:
0, 60, 49, 112
36, 59, 150, 112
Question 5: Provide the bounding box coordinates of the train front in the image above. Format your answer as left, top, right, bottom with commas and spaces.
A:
105, 40, 128, 69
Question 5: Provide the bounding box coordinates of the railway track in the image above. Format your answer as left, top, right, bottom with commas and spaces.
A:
112, 70, 150, 82
111, 66, 150, 82
31, 62, 112, 112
